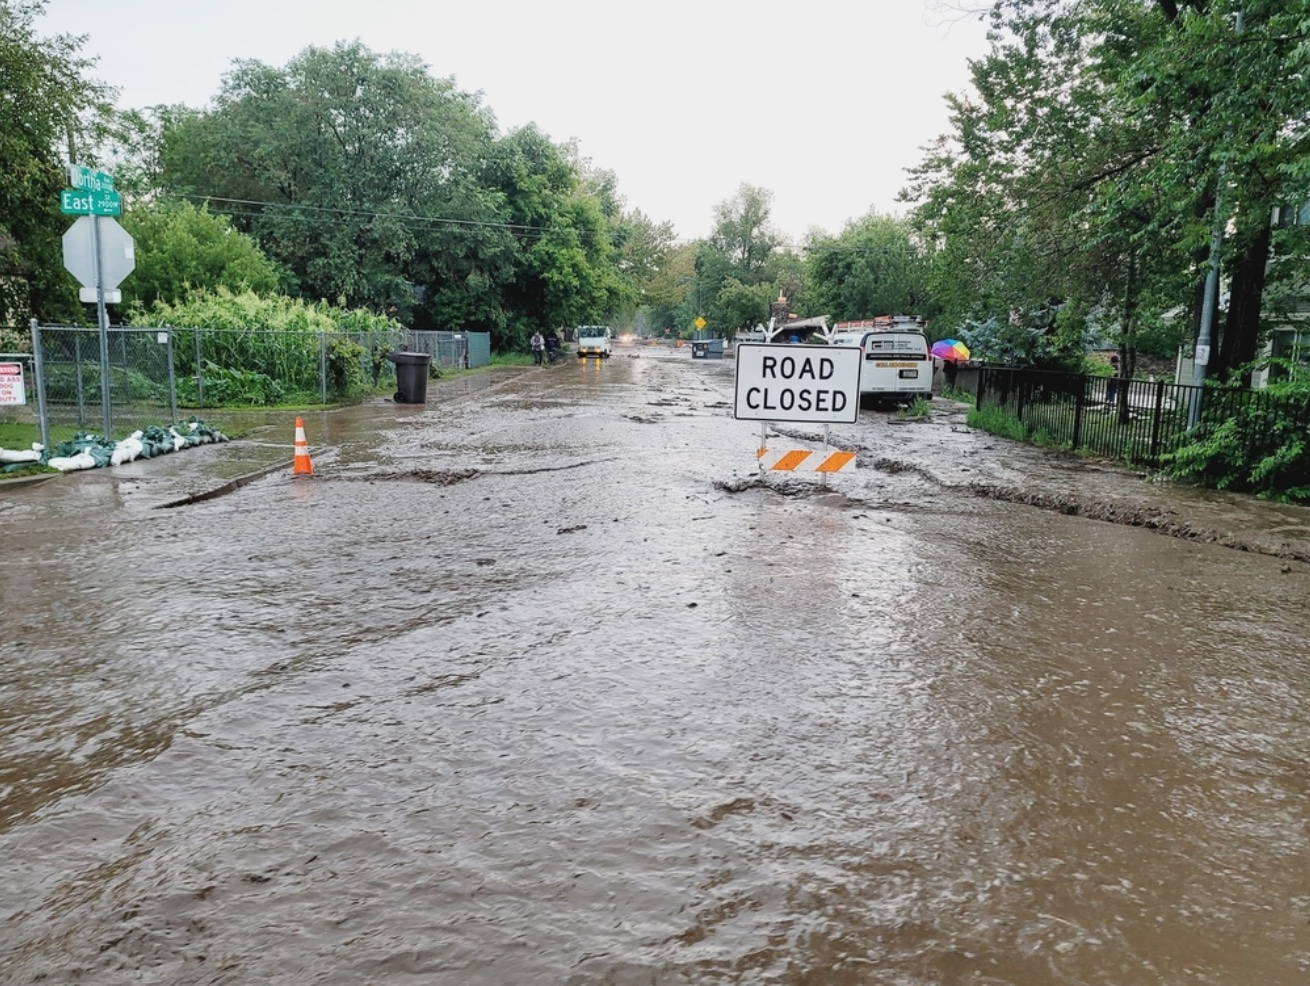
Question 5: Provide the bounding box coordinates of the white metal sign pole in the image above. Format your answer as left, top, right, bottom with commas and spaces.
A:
91, 213, 113, 438
821, 424, 831, 488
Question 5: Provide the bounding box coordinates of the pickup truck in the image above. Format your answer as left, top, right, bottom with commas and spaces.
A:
576, 325, 613, 358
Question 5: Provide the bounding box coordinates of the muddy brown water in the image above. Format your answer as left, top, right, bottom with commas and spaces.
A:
2, 352, 1308, 984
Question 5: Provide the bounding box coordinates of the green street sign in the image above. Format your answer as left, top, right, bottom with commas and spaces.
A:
67, 164, 114, 193
61, 189, 122, 216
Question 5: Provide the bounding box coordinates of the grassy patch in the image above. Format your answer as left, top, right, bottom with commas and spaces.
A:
896, 398, 932, 420
966, 405, 1031, 442
0, 421, 84, 451
0, 462, 58, 478
966, 405, 1076, 453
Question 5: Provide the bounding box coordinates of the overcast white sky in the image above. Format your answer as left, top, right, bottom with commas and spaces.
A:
39, 0, 991, 244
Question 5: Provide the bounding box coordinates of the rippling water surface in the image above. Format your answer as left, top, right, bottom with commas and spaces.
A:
2, 354, 1307, 984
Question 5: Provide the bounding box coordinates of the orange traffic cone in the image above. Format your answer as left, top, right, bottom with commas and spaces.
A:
293, 416, 313, 476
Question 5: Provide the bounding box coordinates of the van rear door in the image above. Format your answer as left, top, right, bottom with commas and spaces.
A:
860, 332, 932, 401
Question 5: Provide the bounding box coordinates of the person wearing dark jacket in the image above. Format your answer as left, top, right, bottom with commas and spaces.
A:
1106, 354, 1120, 404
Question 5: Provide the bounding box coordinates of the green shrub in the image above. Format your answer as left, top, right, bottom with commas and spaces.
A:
177, 366, 286, 406
896, 398, 932, 420
41, 363, 170, 405
326, 336, 366, 395
130, 288, 403, 400
1162, 386, 1310, 502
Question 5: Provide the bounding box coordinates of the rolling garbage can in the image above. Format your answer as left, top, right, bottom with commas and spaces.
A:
386, 351, 433, 404
691, 339, 724, 360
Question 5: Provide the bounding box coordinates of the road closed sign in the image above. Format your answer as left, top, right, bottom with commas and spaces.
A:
0, 362, 26, 406
733, 343, 862, 424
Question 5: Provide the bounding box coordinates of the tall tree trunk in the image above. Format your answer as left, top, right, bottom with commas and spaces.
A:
1118, 252, 1137, 425
1216, 214, 1272, 385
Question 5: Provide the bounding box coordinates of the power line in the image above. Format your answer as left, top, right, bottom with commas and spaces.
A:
178, 193, 566, 237
176, 191, 919, 256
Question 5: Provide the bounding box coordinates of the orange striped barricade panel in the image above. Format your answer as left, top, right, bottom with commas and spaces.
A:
756, 448, 856, 473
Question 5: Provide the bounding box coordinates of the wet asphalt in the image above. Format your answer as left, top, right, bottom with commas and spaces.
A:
1, 347, 1308, 985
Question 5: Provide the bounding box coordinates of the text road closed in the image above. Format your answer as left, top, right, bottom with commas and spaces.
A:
733, 344, 862, 424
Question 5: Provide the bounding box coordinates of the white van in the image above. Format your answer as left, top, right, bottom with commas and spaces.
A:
576, 325, 613, 358
828, 328, 933, 408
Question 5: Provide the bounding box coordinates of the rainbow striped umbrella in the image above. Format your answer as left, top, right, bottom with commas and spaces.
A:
931, 339, 971, 362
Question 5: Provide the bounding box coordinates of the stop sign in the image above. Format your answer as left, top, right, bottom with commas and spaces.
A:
62, 216, 135, 290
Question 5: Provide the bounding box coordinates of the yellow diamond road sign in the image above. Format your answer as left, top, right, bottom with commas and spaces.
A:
694, 316, 706, 330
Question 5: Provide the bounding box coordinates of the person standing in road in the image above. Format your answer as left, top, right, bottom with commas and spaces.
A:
531, 331, 545, 366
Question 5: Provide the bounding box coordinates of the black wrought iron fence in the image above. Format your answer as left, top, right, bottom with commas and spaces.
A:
975, 365, 1310, 466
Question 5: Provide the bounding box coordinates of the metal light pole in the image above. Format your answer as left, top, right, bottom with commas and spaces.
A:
1188, 8, 1243, 430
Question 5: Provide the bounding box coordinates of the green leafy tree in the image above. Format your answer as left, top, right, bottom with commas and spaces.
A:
119, 201, 282, 309
642, 242, 696, 334
0, 0, 114, 323
679, 184, 793, 335
147, 42, 638, 351
610, 207, 677, 322
906, 0, 1310, 382
805, 213, 932, 321
715, 278, 775, 334
481, 125, 623, 350
709, 183, 780, 283
159, 41, 505, 320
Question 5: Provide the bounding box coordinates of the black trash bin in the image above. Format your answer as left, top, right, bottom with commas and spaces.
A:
386, 351, 433, 404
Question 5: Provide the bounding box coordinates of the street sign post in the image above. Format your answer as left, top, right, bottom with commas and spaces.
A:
67, 164, 114, 192
61, 184, 135, 438
61, 188, 122, 216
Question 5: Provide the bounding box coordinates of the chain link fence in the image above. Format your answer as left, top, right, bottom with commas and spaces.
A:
12, 322, 490, 444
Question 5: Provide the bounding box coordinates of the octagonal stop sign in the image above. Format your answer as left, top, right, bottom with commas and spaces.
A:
62, 216, 135, 290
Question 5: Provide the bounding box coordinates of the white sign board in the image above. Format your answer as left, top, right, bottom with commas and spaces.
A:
62, 216, 136, 291
733, 343, 862, 424
80, 288, 121, 304
0, 362, 27, 406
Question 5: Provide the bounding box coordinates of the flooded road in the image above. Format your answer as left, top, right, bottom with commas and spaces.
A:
2, 351, 1308, 984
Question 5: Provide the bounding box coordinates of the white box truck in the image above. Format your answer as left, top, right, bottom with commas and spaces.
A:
576, 325, 613, 358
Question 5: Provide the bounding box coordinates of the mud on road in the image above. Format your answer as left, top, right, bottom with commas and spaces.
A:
2, 350, 1308, 985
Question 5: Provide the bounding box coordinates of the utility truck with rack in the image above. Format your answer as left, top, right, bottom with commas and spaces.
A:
827, 316, 933, 408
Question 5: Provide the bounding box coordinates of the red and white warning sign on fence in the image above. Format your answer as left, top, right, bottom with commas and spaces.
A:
0, 363, 26, 406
